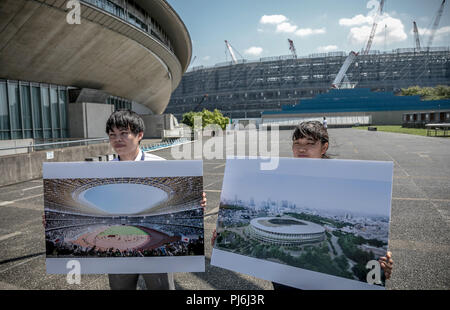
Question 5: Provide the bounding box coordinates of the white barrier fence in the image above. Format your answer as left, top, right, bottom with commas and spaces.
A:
261, 115, 372, 128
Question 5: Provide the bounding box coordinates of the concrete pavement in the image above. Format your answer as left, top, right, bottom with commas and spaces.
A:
0, 128, 448, 289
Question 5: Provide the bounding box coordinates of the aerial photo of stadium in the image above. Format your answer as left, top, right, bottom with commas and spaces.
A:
213, 157, 392, 288
44, 176, 204, 259
248, 217, 326, 246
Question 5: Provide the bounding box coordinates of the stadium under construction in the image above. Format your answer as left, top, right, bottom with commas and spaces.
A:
165, 48, 450, 124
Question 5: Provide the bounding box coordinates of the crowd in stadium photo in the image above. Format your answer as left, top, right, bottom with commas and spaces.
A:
46, 236, 204, 258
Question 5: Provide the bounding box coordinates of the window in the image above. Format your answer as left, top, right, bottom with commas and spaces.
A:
41, 87, 51, 138
59, 89, 68, 138
20, 85, 32, 138
50, 87, 60, 138
0, 81, 68, 140
8, 83, 21, 139
0, 82, 10, 139
31, 86, 42, 138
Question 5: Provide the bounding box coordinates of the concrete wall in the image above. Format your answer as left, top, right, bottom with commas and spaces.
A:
0, 139, 34, 156
0, 143, 114, 187
132, 102, 153, 115
142, 114, 177, 138
68, 102, 114, 138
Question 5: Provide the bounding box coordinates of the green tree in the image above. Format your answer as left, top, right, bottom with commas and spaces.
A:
181, 109, 230, 130
400, 85, 450, 100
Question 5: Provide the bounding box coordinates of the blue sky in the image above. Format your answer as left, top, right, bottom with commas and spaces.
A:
166, 0, 450, 68
220, 158, 393, 217
222, 173, 392, 217
80, 184, 168, 214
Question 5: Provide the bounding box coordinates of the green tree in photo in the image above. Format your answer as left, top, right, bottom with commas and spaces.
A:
352, 263, 369, 282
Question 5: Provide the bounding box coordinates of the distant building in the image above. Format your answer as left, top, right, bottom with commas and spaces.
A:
166, 48, 450, 120
262, 88, 450, 126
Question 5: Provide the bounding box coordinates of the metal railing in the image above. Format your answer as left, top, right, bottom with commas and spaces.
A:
0, 138, 110, 154
141, 138, 191, 152
0, 137, 192, 158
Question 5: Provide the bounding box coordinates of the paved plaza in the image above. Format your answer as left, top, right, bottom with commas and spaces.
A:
0, 128, 449, 290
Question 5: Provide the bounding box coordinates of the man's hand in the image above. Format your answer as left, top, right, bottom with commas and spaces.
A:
379, 251, 394, 280
201, 192, 207, 213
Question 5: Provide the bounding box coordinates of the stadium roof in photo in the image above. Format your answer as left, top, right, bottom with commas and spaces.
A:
250, 217, 325, 235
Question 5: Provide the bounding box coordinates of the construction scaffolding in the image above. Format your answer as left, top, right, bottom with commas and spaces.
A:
166, 48, 450, 120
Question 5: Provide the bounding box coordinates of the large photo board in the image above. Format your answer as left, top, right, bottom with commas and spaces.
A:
43, 160, 204, 274
211, 157, 393, 290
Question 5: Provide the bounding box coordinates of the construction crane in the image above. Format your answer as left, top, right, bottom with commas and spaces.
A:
426, 0, 446, 49
413, 21, 421, 50
225, 40, 238, 64
288, 39, 297, 58
190, 55, 197, 67
331, 51, 359, 89
332, 0, 384, 88
363, 0, 385, 55
193, 94, 208, 112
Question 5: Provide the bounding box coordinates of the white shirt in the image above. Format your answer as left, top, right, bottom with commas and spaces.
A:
113, 149, 165, 161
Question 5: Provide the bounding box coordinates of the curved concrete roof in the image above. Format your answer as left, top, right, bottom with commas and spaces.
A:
136, 0, 192, 73
0, 0, 192, 114
250, 217, 325, 235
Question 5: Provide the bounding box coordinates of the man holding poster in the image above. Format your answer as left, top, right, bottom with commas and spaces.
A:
211, 121, 393, 290
105, 110, 174, 290
43, 110, 206, 290
106, 110, 207, 289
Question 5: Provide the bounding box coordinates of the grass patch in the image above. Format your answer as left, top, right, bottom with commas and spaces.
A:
98, 225, 148, 236
354, 125, 430, 137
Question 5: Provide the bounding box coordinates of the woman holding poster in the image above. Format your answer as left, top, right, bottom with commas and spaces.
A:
212, 120, 393, 290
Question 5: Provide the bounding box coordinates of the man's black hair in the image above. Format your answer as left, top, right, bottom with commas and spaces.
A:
105, 110, 145, 135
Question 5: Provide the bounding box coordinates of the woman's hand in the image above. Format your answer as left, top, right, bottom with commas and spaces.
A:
211, 229, 217, 247
378, 251, 394, 280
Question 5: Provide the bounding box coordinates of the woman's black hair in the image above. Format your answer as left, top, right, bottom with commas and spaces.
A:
105, 110, 145, 135
292, 121, 330, 158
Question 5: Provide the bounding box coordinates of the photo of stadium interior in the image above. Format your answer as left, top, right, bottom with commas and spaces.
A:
44, 177, 204, 258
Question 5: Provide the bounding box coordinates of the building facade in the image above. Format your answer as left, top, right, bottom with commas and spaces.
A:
0, 0, 191, 140
166, 48, 450, 120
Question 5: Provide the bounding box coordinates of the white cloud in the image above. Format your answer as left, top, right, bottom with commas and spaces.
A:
259, 14, 325, 38
203, 56, 211, 61
260, 15, 287, 25
295, 28, 326, 37
339, 14, 373, 26
416, 26, 450, 42
276, 22, 297, 33
433, 25, 450, 38
244, 46, 263, 56
317, 45, 338, 52
340, 10, 408, 47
